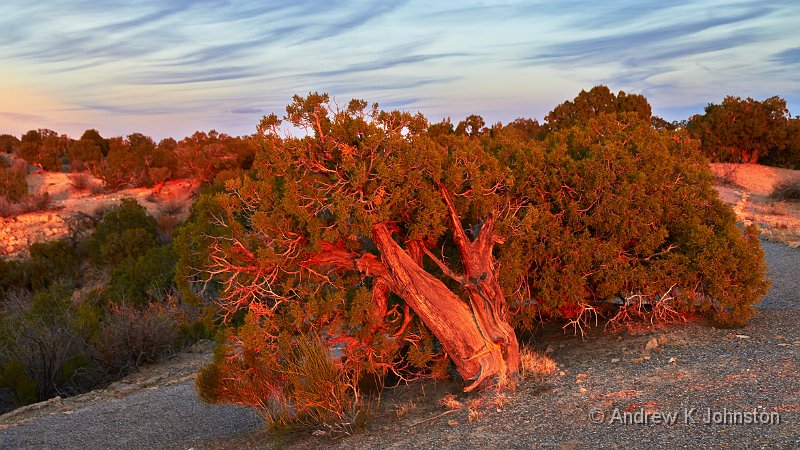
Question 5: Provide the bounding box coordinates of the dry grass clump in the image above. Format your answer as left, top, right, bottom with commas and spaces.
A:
519, 347, 557, 381
68, 171, 105, 194
158, 197, 187, 216
0, 192, 51, 218
438, 393, 463, 410
467, 398, 483, 422
393, 400, 417, 418
771, 179, 800, 201
714, 163, 741, 188
68, 172, 93, 192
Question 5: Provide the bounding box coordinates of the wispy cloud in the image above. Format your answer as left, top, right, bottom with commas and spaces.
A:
0, 0, 797, 139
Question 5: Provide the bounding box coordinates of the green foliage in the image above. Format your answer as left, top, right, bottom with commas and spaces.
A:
0, 159, 28, 202
67, 138, 103, 171
0, 134, 20, 154
106, 245, 177, 306
545, 85, 652, 131
28, 240, 80, 290
18, 129, 65, 172
80, 129, 110, 157
0, 285, 89, 402
182, 93, 769, 431
97, 133, 169, 188
0, 360, 37, 408
687, 96, 799, 167
86, 199, 159, 267
174, 131, 256, 182
0, 259, 30, 294
494, 113, 768, 328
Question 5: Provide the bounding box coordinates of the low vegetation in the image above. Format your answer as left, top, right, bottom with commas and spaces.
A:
0, 201, 211, 413
770, 179, 800, 201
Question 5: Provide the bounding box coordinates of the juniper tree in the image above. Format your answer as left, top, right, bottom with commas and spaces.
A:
183, 93, 768, 427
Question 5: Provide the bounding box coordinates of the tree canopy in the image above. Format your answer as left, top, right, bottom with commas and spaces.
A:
687, 95, 799, 167
181, 92, 768, 428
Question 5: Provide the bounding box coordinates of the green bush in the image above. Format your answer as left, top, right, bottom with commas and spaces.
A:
86, 199, 159, 267
106, 245, 177, 306
184, 94, 769, 432
0, 259, 30, 295
495, 113, 769, 328
0, 160, 28, 202
0, 285, 90, 403
28, 240, 80, 291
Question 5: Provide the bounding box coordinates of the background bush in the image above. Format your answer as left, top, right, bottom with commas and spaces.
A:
86, 199, 159, 267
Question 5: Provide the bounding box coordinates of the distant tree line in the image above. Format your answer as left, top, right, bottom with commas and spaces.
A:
0, 128, 257, 190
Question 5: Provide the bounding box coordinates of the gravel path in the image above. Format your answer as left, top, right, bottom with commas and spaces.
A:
0, 382, 262, 449
1, 242, 797, 449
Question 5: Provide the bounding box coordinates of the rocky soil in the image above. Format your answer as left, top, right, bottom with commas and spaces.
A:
1, 169, 195, 258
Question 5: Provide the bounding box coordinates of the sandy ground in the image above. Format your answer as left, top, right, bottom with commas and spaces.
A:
711, 163, 800, 247
1, 169, 195, 258
25, 170, 196, 219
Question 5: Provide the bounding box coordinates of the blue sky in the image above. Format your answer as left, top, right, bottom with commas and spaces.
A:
1, 0, 798, 140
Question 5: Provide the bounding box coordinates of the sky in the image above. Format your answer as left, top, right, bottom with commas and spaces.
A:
1, 0, 799, 140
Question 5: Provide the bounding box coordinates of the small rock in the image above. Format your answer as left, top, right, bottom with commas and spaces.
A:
62, 410, 74, 415
668, 357, 676, 364
579, 387, 587, 393
559, 371, 566, 377
735, 334, 750, 339
643, 356, 651, 360
611, 358, 620, 363
545, 344, 555, 354
447, 419, 459, 426
645, 338, 659, 351
788, 241, 800, 249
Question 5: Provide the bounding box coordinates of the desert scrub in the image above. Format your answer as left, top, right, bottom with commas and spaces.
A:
0, 159, 28, 202
86, 198, 159, 267
770, 179, 800, 201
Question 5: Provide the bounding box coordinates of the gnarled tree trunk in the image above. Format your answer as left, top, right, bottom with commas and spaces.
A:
306, 190, 520, 391
366, 186, 519, 391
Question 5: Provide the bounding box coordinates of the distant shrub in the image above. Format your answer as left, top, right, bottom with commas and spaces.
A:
67, 139, 103, 172
105, 245, 177, 306
90, 302, 178, 377
770, 179, 800, 201
0, 160, 28, 202
18, 129, 65, 172
68, 172, 96, 192
0, 192, 51, 218
28, 240, 80, 291
86, 199, 159, 267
